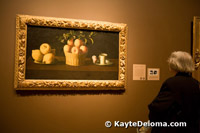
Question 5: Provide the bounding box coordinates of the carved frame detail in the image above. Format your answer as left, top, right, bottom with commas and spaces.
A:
193, 16, 200, 81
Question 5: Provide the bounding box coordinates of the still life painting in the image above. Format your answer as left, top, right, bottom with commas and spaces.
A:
14, 15, 128, 90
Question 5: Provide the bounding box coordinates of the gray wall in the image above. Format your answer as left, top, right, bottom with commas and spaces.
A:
0, 0, 200, 133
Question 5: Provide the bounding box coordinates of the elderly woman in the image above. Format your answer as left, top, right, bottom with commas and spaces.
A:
148, 51, 200, 133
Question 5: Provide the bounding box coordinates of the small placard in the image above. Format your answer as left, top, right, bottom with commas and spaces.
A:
133, 64, 146, 80
147, 68, 160, 80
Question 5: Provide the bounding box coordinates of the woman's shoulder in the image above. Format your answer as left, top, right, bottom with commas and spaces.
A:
164, 73, 199, 87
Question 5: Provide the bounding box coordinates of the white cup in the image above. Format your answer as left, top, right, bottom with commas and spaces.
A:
99, 53, 107, 65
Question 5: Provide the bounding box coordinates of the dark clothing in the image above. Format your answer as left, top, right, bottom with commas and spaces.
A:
148, 72, 200, 133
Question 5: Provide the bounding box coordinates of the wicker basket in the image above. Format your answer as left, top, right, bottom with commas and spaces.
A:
64, 51, 87, 66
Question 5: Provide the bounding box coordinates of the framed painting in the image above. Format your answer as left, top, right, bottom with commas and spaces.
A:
193, 16, 200, 81
14, 14, 128, 90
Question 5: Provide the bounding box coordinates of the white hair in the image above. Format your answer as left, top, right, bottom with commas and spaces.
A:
167, 51, 195, 73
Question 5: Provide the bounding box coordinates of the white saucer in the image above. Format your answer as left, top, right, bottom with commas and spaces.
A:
94, 60, 113, 66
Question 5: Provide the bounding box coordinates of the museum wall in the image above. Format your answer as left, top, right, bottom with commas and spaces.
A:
0, 0, 200, 133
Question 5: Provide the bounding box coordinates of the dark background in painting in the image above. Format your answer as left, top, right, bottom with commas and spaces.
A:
26, 25, 119, 80
27, 25, 119, 59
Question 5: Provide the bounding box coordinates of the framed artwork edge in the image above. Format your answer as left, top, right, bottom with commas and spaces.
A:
14, 14, 128, 90
193, 16, 200, 81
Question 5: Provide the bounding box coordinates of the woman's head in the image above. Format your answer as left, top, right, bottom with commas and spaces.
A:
167, 51, 195, 73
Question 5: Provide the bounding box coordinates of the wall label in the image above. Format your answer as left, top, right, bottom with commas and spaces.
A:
147, 68, 160, 80
133, 64, 146, 80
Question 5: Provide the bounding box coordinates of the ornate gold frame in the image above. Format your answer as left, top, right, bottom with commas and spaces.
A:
14, 14, 128, 90
193, 16, 200, 81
